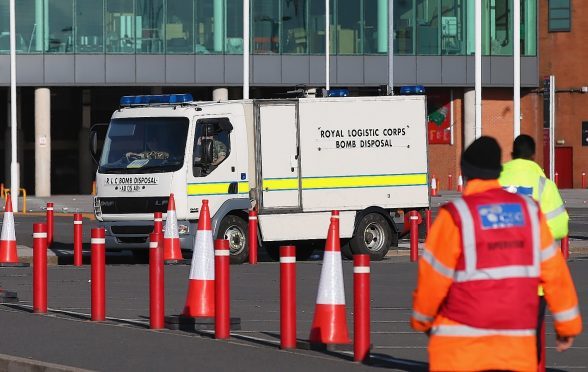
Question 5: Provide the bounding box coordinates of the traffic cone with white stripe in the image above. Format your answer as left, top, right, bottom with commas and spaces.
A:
431, 175, 438, 197
0, 194, 28, 267
457, 174, 463, 193
182, 199, 215, 318
309, 210, 350, 345
163, 193, 186, 265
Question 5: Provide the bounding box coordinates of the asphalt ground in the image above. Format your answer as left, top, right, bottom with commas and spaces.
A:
0, 258, 587, 371
0, 190, 587, 371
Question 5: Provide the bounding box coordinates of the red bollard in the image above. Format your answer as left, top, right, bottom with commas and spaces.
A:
73, 213, 83, 267
353, 254, 370, 362
582, 172, 586, 189
153, 212, 163, 234
409, 211, 420, 262
215, 239, 230, 339
280, 245, 297, 349
46, 202, 54, 247
149, 232, 164, 329
33, 223, 48, 313
426, 209, 432, 238
447, 174, 453, 191
91, 228, 106, 321
561, 236, 570, 260
248, 210, 258, 265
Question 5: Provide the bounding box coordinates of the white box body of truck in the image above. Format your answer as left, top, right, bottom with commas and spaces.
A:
91, 95, 429, 262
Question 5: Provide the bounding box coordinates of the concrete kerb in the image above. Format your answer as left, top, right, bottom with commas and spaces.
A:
0, 353, 92, 372
17, 245, 59, 266
1, 195, 95, 215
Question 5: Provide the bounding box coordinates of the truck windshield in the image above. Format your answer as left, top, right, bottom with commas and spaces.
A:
99, 117, 189, 174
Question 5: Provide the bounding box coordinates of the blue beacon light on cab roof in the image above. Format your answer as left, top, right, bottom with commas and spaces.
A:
119, 94, 194, 106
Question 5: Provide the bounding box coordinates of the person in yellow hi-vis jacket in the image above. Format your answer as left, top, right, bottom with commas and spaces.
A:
499, 134, 568, 240
499, 134, 571, 367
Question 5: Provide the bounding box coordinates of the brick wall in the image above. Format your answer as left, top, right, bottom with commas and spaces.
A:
539, 0, 588, 187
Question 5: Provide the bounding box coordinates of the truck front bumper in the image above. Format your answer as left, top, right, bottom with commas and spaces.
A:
100, 220, 196, 250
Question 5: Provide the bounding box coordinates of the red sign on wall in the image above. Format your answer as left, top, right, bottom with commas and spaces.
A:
427, 92, 452, 144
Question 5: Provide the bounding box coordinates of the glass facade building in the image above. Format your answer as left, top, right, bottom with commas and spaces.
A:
0, 0, 537, 56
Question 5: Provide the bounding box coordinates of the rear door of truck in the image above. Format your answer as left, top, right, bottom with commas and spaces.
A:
254, 100, 302, 213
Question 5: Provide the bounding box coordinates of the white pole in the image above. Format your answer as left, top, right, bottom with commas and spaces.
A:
325, 0, 330, 91
549, 75, 555, 181
474, 0, 482, 139
9, 0, 19, 211
450, 89, 454, 145
387, 0, 393, 94
243, 0, 250, 99
513, 0, 521, 138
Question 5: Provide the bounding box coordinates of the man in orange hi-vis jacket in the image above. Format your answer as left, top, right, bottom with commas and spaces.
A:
412, 136, 582, 371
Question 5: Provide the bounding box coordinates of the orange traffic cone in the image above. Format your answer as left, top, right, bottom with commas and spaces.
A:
309, 210, 351, 346
163, 193, 186, 265
431, 175, 438, 197
182, 199, 215, 318
0, 194, 28, 267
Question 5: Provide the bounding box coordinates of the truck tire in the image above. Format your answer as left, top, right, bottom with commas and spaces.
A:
341, 239, 354, 260
264, 242, 315, 262
217, 214, 248, 264
349, 212, 392, 261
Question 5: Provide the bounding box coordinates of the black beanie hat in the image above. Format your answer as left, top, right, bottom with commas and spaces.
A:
460, 136, 502, 180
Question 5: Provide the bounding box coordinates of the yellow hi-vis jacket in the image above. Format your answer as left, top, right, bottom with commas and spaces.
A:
499, 158, 569, 240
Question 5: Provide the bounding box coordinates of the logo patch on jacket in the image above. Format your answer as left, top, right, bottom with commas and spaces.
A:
478, 203, 525, 229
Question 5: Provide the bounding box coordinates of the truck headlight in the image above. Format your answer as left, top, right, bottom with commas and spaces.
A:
178, 224, 189, 235
161, 224, 190, 235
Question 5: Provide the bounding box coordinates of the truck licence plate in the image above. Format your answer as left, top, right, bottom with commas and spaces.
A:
104, 176, 160, 191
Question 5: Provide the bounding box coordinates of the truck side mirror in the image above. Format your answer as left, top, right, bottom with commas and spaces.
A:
89, 123, 108, 165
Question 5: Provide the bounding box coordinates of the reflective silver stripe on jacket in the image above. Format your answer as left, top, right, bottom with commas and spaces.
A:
422, 248, 455, 279
452, 199, 477, 273
538, 176, 546, 199
454, 265, 539, 282
412, 310, 434, 323
545, 205, 567, 220
552, 306, 581, 322
522, 196, 541, 269
450, 196, 540, 283
541, 242, 559, 262
431, 324, 535, 337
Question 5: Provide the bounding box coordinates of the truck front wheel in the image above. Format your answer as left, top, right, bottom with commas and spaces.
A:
217, 214, 249, 264
349, 213, 392, 261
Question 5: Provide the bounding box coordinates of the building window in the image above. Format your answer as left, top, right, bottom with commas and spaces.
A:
46, 0, 74, 53
548, 0, 571, 32
105, 0, 135, 53
281, 0, 308, 54
136, 0, 164, 54
166, 0, 194, 54
76, 0, 104, 53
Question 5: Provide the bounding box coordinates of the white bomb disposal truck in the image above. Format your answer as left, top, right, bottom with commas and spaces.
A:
90, 93, 429, 263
